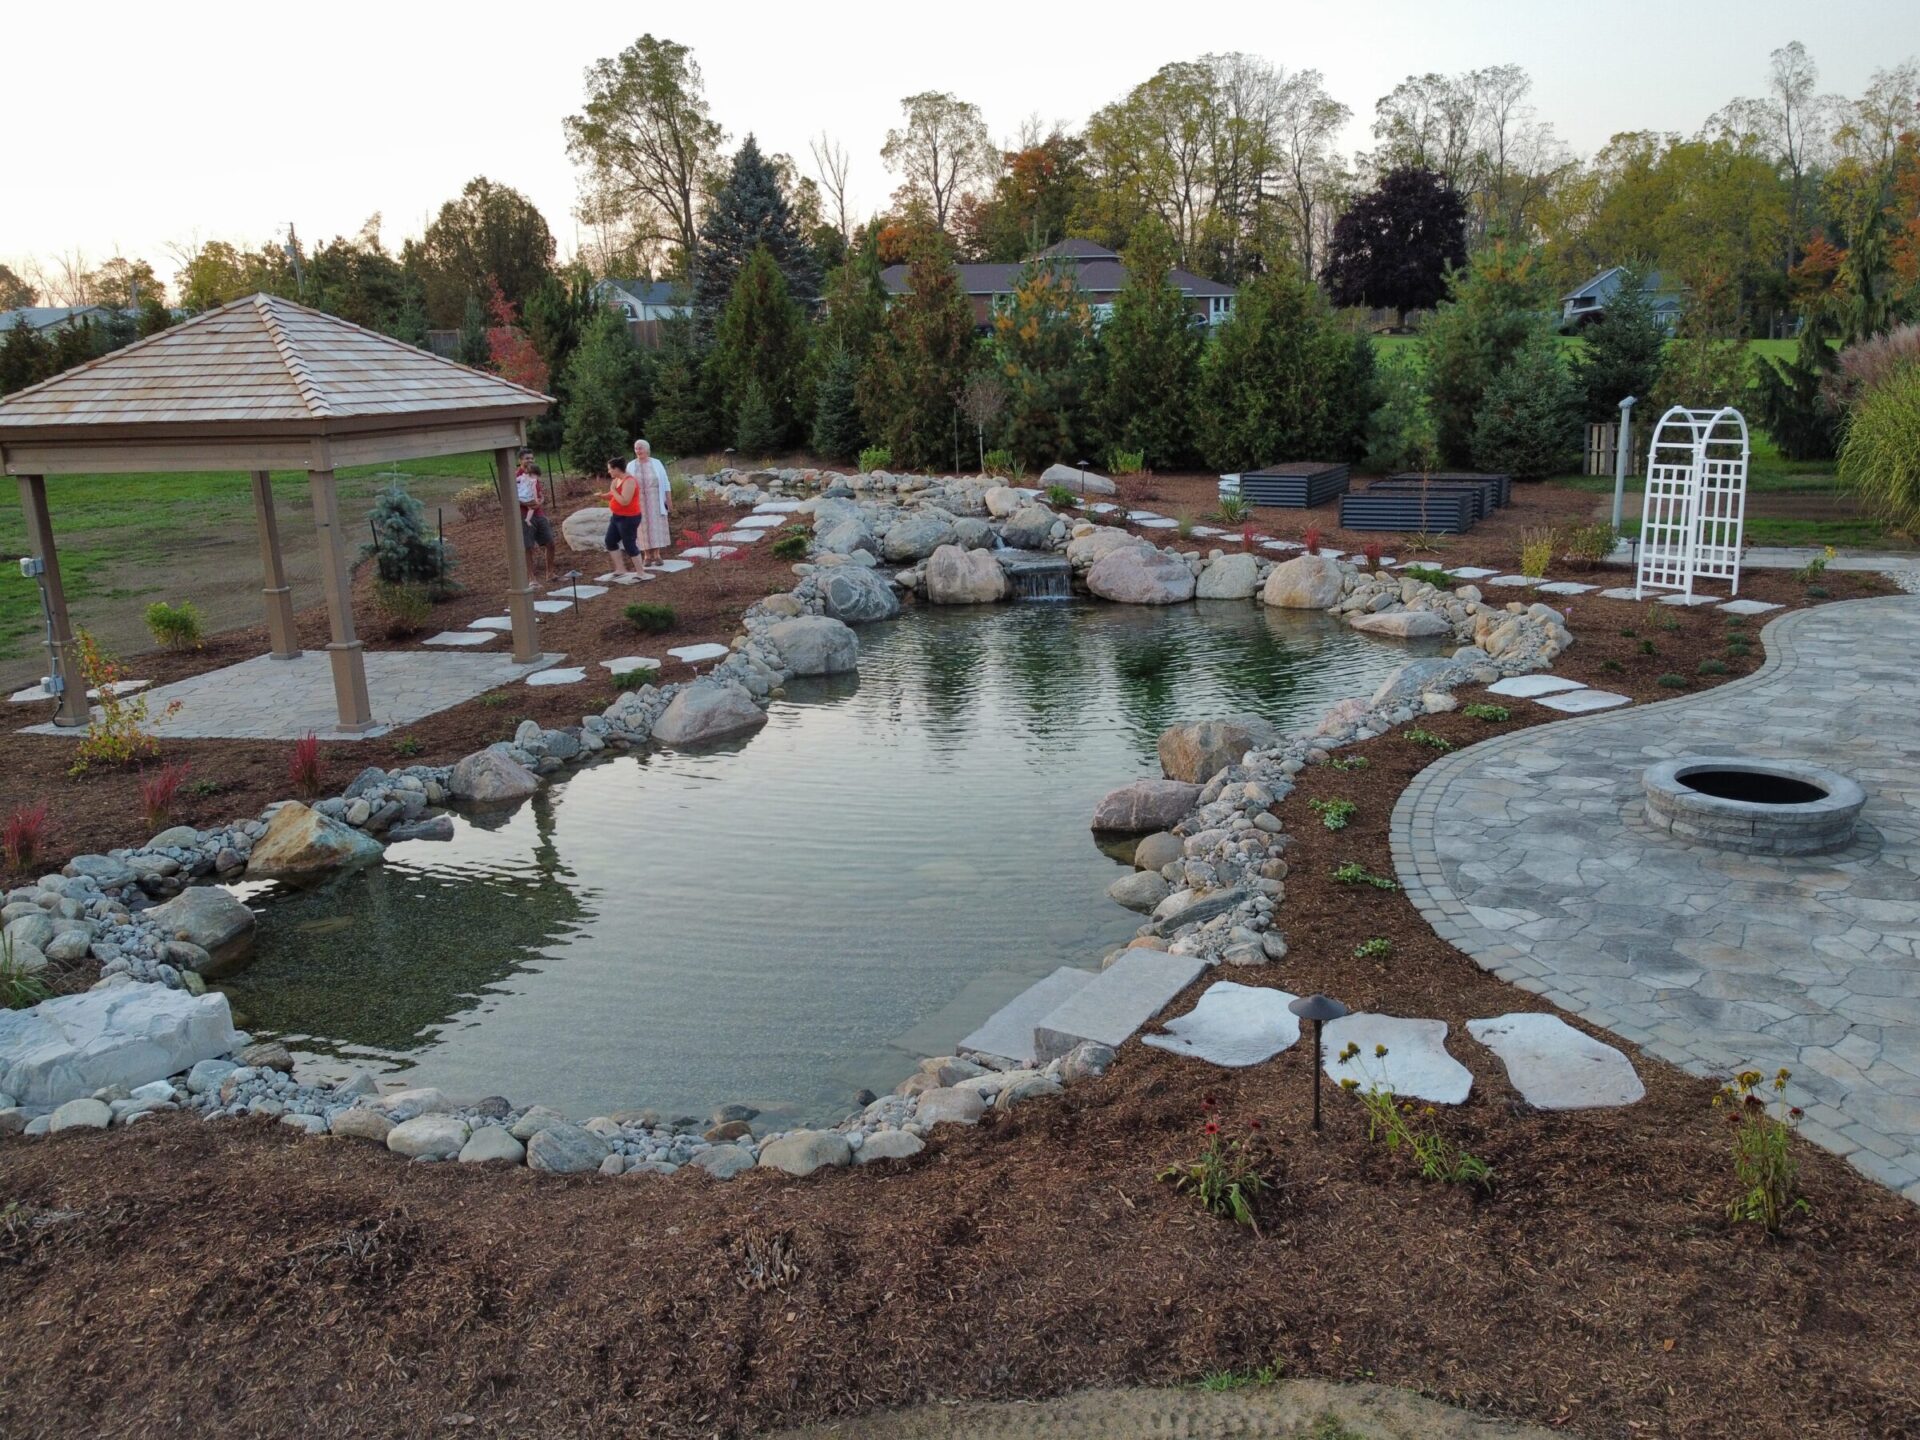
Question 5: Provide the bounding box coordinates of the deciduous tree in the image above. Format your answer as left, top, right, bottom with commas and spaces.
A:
1322, 167, 1467, 327
0, 264, 36, 309
407, 177, 556, 329
882, 92, 995, 234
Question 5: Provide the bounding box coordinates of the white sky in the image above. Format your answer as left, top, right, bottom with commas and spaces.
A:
6, 0, 1917, 290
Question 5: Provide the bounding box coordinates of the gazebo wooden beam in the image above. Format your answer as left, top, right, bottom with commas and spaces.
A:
13, 474, 89, 727
250, 471, 301, 660
306, 467, 372, 732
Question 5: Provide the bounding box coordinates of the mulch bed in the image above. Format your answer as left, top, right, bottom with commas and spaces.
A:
0, 535, 1914, 1435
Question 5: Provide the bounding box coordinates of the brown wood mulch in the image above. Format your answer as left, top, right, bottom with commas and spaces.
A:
0, 541, 1914, 1435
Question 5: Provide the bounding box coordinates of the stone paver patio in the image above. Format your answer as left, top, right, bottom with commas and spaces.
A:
1393, 596, 1920, 1202
20, 649, 562, 741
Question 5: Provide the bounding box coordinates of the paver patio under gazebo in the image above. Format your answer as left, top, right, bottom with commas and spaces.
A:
0, 293, 557, 738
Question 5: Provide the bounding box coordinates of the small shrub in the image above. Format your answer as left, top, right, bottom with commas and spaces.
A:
1404, 728, 1453, 751
1175, 515, 1195, 539
1332, 861, 1398, 890
1108, 447, 1146, 476
1328, 755, 1369, 772
361, 482, 454, 586
139, 763, 190, 830
2, 803, 49, 872
770, 530, 810, 561
1361, 541, 1384, 570
1697, 658, 1729, 676
392, 736, 424, 758
983, 448, 1017, 478
858, 444, 892, 474
1461, 703, 1510, 721
186, 777, 219, 798
1807, 584, 1830, 598
1620, 626, 1637, 637
1793, 545, 1836, 584
1353, 937, 1393, 959
1600, 658, 1624, 674
1726, 639, 1752, 657
1716, 1067, 1809, 1233
624, 602, 676, 634
1559, 522, 1619, 567
1401, 564, 1457, 588
1308, 797, 1356, 830
371, 580, 432, 638
69, 632, 180, 775
612, 666, 660, 690
1518, 527, 1554, 578
1639, 639, 1658, 656
1836, 361, 1920, 536
1157, 1099, 1270, 1229
1040, 482, 1074, 507
143, 600, 204, 651
479, 692, 510, 709
0, 934, 50, 1011
288, 732, 322, 799
1216, 493, 1250, 524
454, 484, 497, 521
1341, 1050, 1494, 1190
1657, 672, 1689, 689
1302, 525, 1322, 555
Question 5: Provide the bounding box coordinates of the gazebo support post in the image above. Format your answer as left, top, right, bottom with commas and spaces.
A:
495, 446, 541, 664
250, 470, 301, 660
14, 474, 89, 728
306, 467, 373, 732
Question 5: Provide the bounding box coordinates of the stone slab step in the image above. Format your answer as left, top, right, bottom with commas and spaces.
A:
1032, 950, 1208, 1063
958, 966, 1098, 1065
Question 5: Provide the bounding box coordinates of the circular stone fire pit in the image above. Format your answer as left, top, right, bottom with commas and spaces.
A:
1642, 756, 1865, 855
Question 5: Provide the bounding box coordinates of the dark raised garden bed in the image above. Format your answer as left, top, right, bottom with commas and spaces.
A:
1339, 489, 1477, 534
1383, 471, 1513, 509
1369, 476, 1503, 523
1236, 462, 1350, 509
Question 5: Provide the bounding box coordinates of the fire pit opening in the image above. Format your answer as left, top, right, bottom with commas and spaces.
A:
1678, 769, 1828, 806
1642, 756, 1865, 856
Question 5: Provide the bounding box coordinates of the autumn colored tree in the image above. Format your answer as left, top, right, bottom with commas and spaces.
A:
991, 256, 1096, 467
484, 279, 550, 394
861, 228, 976, 470
1322, 167, 1467, 328
881, 92, 995, 234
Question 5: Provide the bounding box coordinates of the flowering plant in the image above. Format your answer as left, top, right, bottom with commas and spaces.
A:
69, 631, 181, 775
1158, 1097, 1271, 1229
1715, 1066, 1809, 1232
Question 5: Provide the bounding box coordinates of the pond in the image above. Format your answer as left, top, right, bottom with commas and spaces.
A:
219, 600, 1436, 1124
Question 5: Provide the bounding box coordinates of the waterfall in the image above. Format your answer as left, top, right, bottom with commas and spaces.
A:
1007, 558, 1074, 601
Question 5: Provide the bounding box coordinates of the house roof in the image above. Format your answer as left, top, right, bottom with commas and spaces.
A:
0, 293, 551, 434
1035, 239, 1119, 261
0, 305, 125, 332
598, 278, 686, 308
1562, 267, 1685, 305
878, 251, 1235, 301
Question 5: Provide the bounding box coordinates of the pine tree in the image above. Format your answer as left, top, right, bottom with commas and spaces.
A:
992, 256, 1096, 468
647, 313, 714, 456
1471, 335, 1583, 480
710, 245, 807, 447
1195, 266, 1360, 471
694, 134, 821, 338
1573, 269, 1666, 421
1756, 309, 1841, 460
360, 483, 455, 585
1097, 222, 1202, 470
860, 228, 976, 471
733, 378, 782, 453
0, 316, 51, 396
1420, 243, 1547, 465
457, 292, 490, 368
563, 309, 652, 475
809, 341, 865, 460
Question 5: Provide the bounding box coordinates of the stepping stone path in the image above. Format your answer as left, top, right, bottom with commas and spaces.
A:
1484, 575, 1538, 587
752, 500, 805, 514
1190, 525, 1228, 537
1141, 981, 1301, 1066
1657, 592, 1721, 607
666, 642, 730, 664
650, 559, 693, 574
532, 599, 574, 614
1321, 1014, 1473, 1104
1088, 503, 1121, 515
422, 631, 495, 647
469, 616, 514, 631
1536, 581, 1597, 595
599, 656, 659, 673
1449, 566, 1500, 580
1033, 949, 1207, 1063
1534, 689, 1631, 714
525, 667, 587, 687
548, 584, 607, 600
1597, 586, 1642, 600
1125, 510, 1162, 521
1261, 540, 1301, 553
1719, 598, 1782, 615
958, 966, 1097, 1066
1136, 517, 1180, 530
1466, 1013, 1645, 1109
733, 514, 786, 528
1487, 674, 1588, 698
713, 530, 763, 543
679, 545, 739, 560
595, 572, 649, 585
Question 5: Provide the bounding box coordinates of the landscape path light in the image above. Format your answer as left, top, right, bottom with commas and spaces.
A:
1288, 993, 1350, 1132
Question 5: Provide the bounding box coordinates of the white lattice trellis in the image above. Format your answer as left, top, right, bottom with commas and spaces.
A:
1634, 406, 1750, 600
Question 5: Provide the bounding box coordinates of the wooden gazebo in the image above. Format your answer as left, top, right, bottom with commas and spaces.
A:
0, 294, 551, 732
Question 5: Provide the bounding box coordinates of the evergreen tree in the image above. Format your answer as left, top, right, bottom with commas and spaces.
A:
360, 483, 455, 585
457, 292, 490, 368
860, 228, 975, 470
1756, 309, 1842, 460
710, 245, 807, 447
1194, 266, 1360, 471
733, 378, 782, 453
991, 256, 1096, 468
647, 313, 714, 456
1573, 269, 1667, 421
1420, 243, 1548, 466
1098, 222, 1203, 470
809, 341, 865, 461
562, 308, 653, 475
1364, 347, 1438, 473
0, 317, 51, 396
1471, 334, 1583, 480
694, 134, 821, 338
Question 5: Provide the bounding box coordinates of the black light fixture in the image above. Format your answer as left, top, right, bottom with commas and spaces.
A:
1288, 993, 1350, 1132
1076, 458, 1093, 498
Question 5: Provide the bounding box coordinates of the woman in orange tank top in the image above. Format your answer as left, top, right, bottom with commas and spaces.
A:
603, 458, 644, 576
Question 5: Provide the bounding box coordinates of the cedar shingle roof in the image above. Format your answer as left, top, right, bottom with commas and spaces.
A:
0, 294, 551, 432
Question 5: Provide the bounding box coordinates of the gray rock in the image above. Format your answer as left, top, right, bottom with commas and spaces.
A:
1262, 554, 1345, 609
818, 567, 902, 624
147, 825, 201, 849
995, 1073, 1064, 1109
280, 1112, 329, 1135
327, 1107, 394, 1143
1039, 462, 1117, 496
1132, 832, 1184, 871
915, 1086, 988, 1126
652, 679, 768, 747
526, 1121, 612, 1174
64, 854, 136, 889
1058, 1041, 1116, 1084
387, 1114, 470, 1160
0, 988, 238, 1106
447, 750, 540, 806
4, 939, 48, 975
925, 543, 1010, 604
387, 817, 455, 843
1091, 779, 1202, 833
373, 1087, 452, 1122
757, 1129, 854, 1175
144, 887, 257, 976
1086, 546, 1196, 605
509, 1105, 570, 1140
1065, 526, 1149, 572
43, 930, 93, 964
49, 1097, 112, 1131
1000, 504, 1059, 550
881, 512, 958, 562
1349, 609, 1452, 639
458, 1125, 526, 1164
951, 517, 993, 549
185, 1058, 237, 1095
238, 1041, 293, 1072
1157, 716, 1281, 785
1107, 870, 1171, 912
244, 802, 385, 881
1195, 551, 1260, 600
762, 616, 859, 676
814, 518, 874, 555
691, 1144, 757, 1179
854, 1129, 925, 1164
3, 911, 56, 955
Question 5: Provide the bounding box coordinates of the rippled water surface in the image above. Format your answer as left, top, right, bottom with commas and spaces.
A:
222, 602, 1433, 1122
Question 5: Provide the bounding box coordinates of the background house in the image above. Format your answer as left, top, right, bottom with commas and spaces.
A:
591, 278, 691, 323
1560, 267, 1687, 333
0, 305, 129, 332
880, 239, 1236, 330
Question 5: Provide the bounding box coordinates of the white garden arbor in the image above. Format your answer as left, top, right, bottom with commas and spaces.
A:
0, 294, 552, 732
1634, 405, 1750, 601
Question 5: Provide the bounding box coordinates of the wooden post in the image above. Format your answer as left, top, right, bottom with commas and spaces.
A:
307, 468, 373, 732
496, 446, 541, 664
251, 470, 301, 659
14, 474, 89, 728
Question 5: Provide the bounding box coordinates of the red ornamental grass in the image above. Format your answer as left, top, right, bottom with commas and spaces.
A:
3, 802, 49, 872
139, 763, 190, 830
289, 732, 322, 799
1362, 540, 1384, 569
1303, 526, 1323, 555
1239, 522, 1257, 551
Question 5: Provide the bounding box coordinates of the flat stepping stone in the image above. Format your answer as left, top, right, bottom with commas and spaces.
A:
1597, 586, 1642, 600
469, 616, 514, 631
532, 599, 574, 614
959, 966, 1098, 1066
422, 631, 496, 647
1261, 540, 1302, 553
1483, 575, 1538, 587
1487, 674, 1587, 699
1720, 598, 1782, 615
1190, 525, 1229, 537
677, 546, 738, 560
1318, 548, 1346, 559
1536, 581, 1597, 595
548, 584, 607, 599
1449, 566, 1500, 579
525, 667, 587, 687
1033, 949, 1208, 1064
667, 642, 730, 664
596, 572, 648, 585
1657, 593, 1720, 607
649, 559, 694, 574
1135, 518, 1180, 530
1141, 981, 1301, 1067
1125, 509, 1163, 521
1322, 1014, 1473, 1104
599, 656, 660, 673
713, 530, 764, 543
1088, 503, 1121, 515
752, 501, 805, 514
1534, 689, 1631, 714
1466, 1013, 1644, 1110
733, 514, 786, 528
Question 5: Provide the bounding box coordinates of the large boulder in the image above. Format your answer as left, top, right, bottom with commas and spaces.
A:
387, 1114, 470, 1160
1091, 779, 1203, 833
881, 512, 959, 562
143, 887, 257, 978
762, 616, 859, 676
1157, 715, 1282, 784
814, 518, 874, 556
1107, 870, 1171, 912
447, 749, 540, 805
757, 1129, 853, 1176
0, 986, 239, 1106
245, 802, 384, 882
1039, 462, 1117, 496
983, 485, 1025, 518
526, 1120, 612, 1174
1261, 554, 1345, 609
817, 567, 901, 624
1195, 551, 1260, 600
1065, 526, 1148, 573
652, 679, 768, 747
1086, 546, 1196, 605
925, 544, 1009, 604
1349, 609, 1452, 639
561, 505, 611, 553
1000, 504, 1061, 551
